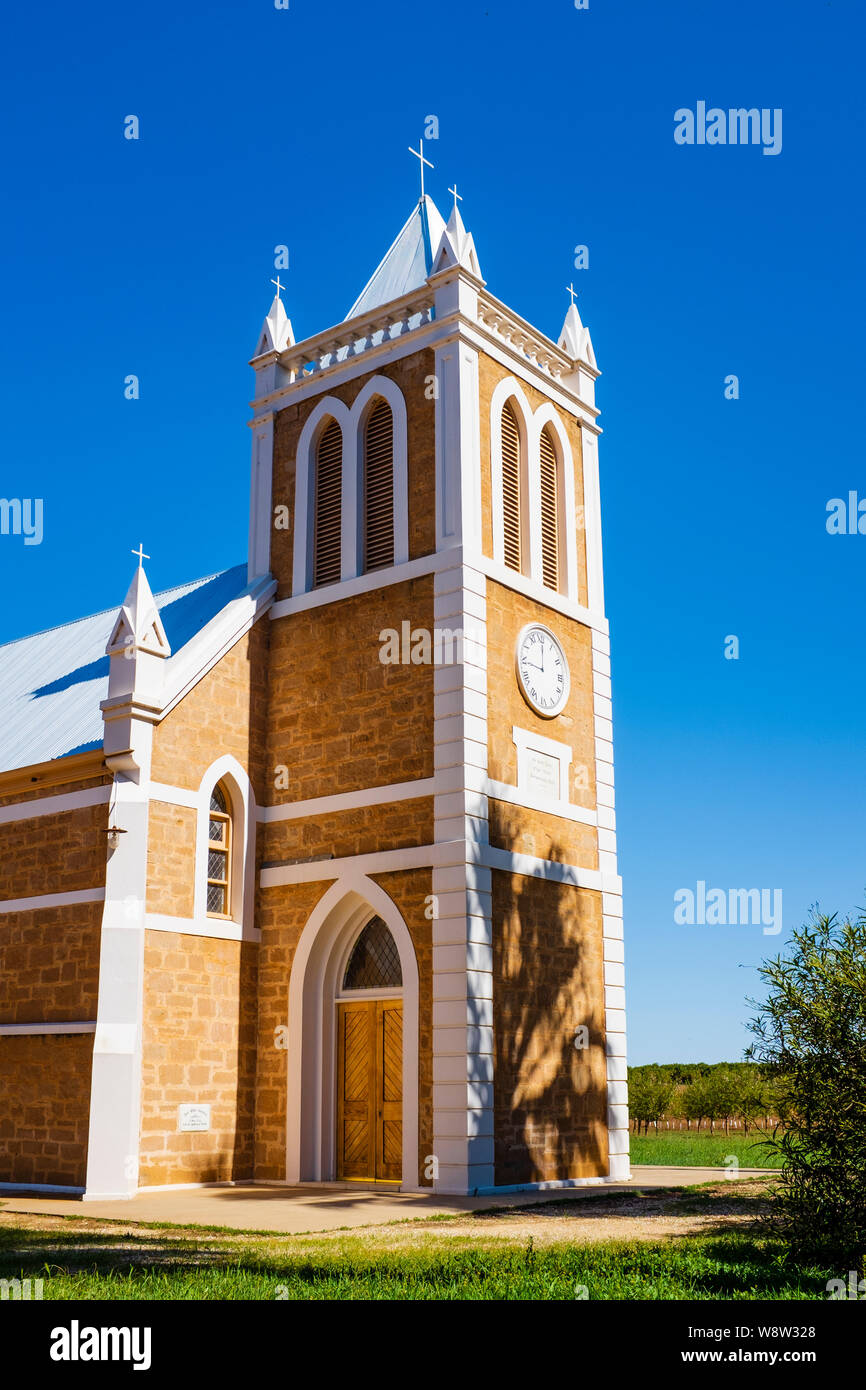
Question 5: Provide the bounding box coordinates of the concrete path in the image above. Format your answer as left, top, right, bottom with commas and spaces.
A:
0, 1166, 774, 1236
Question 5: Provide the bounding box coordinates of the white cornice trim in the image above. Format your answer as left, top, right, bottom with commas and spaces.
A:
251, 309, 597, 427
145, 912, 260, 943
486, 782, 596, 827
148, 781, 199, 808
260, 843, 442, 887
480, 558, 608, 633
260, 778, 436, 822
270, 551, 443, 619
0, 786, 111, 825
259, 840, 619, 891
160, 576, 276, 719
269, 548, 607, 630
475, 842, 621, 894
0, 886, 105, 916
0, 1021, 97, 1035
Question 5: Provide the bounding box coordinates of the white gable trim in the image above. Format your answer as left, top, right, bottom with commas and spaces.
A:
160, 575, 276, 719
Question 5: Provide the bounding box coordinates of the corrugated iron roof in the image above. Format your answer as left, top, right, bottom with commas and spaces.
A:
345, 196, 447, 320
0, 564, 247, 776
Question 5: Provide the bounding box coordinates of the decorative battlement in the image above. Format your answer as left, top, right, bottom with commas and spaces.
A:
277, 288, 435, 384
477, 290, 596, 385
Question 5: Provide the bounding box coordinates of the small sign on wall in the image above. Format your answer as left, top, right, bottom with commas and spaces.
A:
525, 750, 560, 802
178, 1104, 211, 1133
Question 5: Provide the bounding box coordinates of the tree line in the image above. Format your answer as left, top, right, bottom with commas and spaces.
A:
627, 1061, 786, 1135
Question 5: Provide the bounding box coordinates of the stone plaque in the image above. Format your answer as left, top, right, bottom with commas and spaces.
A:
178, 1103, 211, 1133
525, 749, 560, 802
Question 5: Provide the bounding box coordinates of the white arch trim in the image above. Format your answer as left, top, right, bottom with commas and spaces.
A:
292, 376, 409, 595
490, 375, 533, 574
193, 754, 258, 937
490, 376, 579, 602
285, 873, 420, 1190
531, 402, 579, 601
292, 397, 352, 595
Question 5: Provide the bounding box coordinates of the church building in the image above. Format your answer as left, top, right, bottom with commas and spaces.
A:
0, 185, 628, 1197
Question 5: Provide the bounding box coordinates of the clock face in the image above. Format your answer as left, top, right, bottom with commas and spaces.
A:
515, 624, 570, 718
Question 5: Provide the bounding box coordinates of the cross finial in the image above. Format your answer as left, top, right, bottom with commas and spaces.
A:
448, 183, 463, 212
131, 543, 150, 569
408, 140, 434, 201
566, 283, 578, 306
270, 275, 285, 299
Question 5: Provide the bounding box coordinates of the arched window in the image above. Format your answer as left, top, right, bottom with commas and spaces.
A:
313, 418, 343, 587
501, 401, 522, 573
539, 425, 561, 591
342, 917, 403, 990
206, 782, 232, 917
363, 399, 394, 572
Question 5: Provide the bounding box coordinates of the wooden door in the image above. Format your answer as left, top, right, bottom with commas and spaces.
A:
336, 999, 402, 1182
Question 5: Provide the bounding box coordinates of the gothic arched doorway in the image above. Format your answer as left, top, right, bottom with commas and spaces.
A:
284, 878, 420, 1190
335, 916, 403, 1181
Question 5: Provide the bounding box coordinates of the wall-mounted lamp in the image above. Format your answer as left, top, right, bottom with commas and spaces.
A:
105, 825, 128, 850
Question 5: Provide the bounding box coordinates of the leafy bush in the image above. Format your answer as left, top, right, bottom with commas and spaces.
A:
746, 908, 866, 1272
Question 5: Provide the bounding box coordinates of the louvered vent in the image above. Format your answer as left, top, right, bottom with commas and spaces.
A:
363, 400, 394, 572
314, 419, 343, 587
539, 427, 559, 590
501, 402, 521, 572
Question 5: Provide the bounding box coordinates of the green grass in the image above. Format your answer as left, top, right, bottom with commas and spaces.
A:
0, 1230, 827, 1300
0, 1181, 827, 1300
630, 1130, 782, 1168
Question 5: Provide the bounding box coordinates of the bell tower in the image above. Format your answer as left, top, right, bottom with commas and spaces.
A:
246, 182, 627, 1195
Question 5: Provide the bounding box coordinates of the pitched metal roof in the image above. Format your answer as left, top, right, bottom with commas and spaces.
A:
345, 196, 447, 320
0, 564, 248, 776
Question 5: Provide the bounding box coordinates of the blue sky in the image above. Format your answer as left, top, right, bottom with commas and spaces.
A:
1, 0, 863, 1063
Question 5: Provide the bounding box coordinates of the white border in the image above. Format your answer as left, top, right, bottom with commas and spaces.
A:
511, 723, 573, 801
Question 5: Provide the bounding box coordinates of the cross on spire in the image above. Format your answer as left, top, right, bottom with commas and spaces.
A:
270, 275, 285, 299
131, 543, 150, 569
448, 183, 463, 212
408, 140, 434, 201
566, 283, 578, 306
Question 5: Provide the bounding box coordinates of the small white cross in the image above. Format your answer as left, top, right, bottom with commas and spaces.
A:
448, 183, 463, 211
131, 543, 150, 568
408, 140, 434, 200
566, 283, 578, 306
271, 275, 285, 298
